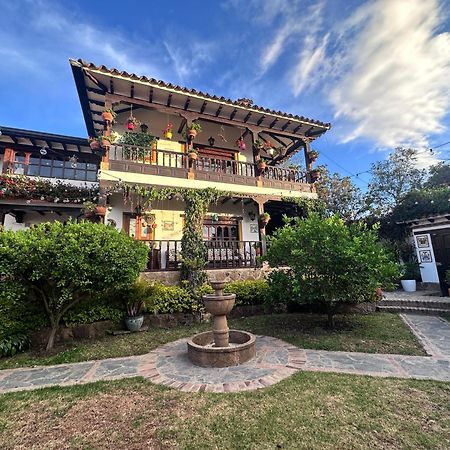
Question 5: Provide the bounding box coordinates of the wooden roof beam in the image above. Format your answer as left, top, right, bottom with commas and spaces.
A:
230, 108, 238, 120
200, 100, 207, 114
167, 93, 172, 107
84, 71, 108, 92
178, 117, 187, 134
149, 88, 153, 103
109, 78, 115, 94
292, 123, 303, 133
215, 105, 223, 117
243, 112, 252, 123
130, 83, 135, 98
256, 115, 266, 126
269, 118, 278, 128
281, 120, 292, 131
184, 97, 191, 110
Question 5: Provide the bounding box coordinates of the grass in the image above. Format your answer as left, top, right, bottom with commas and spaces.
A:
0, 374, 449, 449
0, 313, 425, 370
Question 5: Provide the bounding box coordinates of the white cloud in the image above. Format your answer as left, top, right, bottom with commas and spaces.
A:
328, 0, 450, 154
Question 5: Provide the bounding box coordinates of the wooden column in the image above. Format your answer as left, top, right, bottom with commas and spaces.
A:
248, 128, 263, 185
303, 139, 312, 183
102, 99, 112, 164
253, 197, 267, 255
2, 148, 14, 173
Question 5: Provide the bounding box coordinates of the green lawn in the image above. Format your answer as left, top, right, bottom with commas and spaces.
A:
0, 312, 425, 370
0, 374, 448, 450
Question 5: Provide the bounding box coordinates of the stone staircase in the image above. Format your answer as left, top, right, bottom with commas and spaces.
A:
377, 291, 450, 315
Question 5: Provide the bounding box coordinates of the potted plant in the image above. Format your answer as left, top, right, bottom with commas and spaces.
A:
95, 205, 106, 216
309, 168, 322, 182
188, 148, 199, 160
163, 122, 173, 140
125, 300, 145, 332
259, 212, 270, 226
126, 116, 140, 131
81, 201, 97, 218
89, 136, 101, 151
258, 160, 267, 170
236, 137, 246, 151
400, 262, 421, 292
102, 108, 117, 124
101, 134, 114, 148
308, 150, 319, 162
187, 122, 202, 139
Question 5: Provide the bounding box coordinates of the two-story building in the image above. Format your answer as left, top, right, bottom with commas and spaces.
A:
0, 58, 331, 274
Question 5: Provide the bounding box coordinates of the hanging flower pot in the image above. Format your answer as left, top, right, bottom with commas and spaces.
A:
188, 129, 197, 139
102, 109, 116, 124
236, 137, 246, 151
151, 223, 157, 229
186, 123, 202, 140
101, 136, 112, 148
258, 160, 267, 170
89, 137, 101, 151
189, 150, 198, 160
308, 150, 319, 162
163, 123, 173, 140
127, 122, 136, 131
259, 213, 270, 226
127, 116, 139, 131
310, 169, 322, 182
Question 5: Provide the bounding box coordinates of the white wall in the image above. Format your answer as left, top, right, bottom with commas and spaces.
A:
3, 211, 79, 230
412, 232, 440, 283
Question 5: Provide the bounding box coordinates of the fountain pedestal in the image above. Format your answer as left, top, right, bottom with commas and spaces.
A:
187, 281, 256, 367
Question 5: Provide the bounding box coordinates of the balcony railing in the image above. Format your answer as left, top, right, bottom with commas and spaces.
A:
144, 240, 261, 271
109, 144, 308, 186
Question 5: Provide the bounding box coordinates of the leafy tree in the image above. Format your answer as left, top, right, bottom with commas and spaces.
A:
0, 221, 148, 350
264, 214, 399, 327
426, 162, 450, 188
316, 167, 366, 220
366, 147, 426, 215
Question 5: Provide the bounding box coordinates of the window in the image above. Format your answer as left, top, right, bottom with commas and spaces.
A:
203, 218, 239, 241
12, 153, 26, 175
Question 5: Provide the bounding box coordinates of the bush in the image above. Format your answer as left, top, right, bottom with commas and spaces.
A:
264, 214, 399, 327
63, 302, 124, 326
148, 283, 203, 314
224, 279, 269, 305
0, 221, 148, 350
0, 333, 30, 357
265, 270, 295, 310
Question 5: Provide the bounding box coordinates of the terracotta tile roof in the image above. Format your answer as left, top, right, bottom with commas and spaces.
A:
74, 59, 331, 129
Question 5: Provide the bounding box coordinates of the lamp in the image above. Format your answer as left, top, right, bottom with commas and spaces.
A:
40, 147, 48, 156
267, 147, 275, 157
140, 123, 149, 133
248, 211, 256, 221
208, 136, 215, 147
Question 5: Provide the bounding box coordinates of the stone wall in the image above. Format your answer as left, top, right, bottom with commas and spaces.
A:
141, 265, 272, 286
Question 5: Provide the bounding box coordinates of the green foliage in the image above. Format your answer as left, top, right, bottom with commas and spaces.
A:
399, 262, 421, 281
0, 333, 30, 357
282, 196, 327, 219
391, 186, 450, 221
0, 280, 47, 340
63, 302, 124, 326
0, 221, 148, 349
445, 270, 450, 284
264, 214, 399, 326
0, 174, 98, 204
426, 162, 450, 188
117, 131, 156, 147
145, 282, 203, 314
188, 122, 202, 132
224, 279, 269, 305
366, 147, 426, 216
265, 270, 295, 309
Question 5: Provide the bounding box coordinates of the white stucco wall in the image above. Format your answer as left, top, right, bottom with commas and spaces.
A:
3, 211, 80, 230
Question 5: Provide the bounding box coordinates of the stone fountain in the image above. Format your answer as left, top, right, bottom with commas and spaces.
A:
187, 281, 256, 367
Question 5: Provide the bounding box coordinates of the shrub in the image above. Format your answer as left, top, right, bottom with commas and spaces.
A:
224, 279, 269, 305
148, 283, 203, 314
0, 333, 30, 357
264, 214, 399, 327
63, 302, 124, 326
265, 270, 295, 310
0, 221, 148, 350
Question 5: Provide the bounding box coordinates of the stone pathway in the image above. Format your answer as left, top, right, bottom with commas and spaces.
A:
1, 316, 449, 394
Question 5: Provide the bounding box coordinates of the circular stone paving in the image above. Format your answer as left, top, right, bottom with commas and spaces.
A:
138, 335, 306, 393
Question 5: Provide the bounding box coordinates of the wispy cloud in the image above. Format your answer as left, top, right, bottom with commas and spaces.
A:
329, 0, 450, 154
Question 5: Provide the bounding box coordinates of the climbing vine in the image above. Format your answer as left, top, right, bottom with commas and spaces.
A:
104, 183, 225, 288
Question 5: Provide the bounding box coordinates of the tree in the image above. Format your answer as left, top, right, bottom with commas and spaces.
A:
0, 221, 148, 350
426, 162, 450, 188
316, 166, 366, 220
366, 147, 426, 215
264, 214, 399, 327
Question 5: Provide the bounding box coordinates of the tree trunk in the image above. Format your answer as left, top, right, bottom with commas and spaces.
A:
46, 324, 58, 351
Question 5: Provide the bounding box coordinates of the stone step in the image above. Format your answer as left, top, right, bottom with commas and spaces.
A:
378, 299, 450, 310
377, 305, 450, 315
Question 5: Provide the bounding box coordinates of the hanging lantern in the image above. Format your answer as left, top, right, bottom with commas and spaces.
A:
140, 123, 149, 133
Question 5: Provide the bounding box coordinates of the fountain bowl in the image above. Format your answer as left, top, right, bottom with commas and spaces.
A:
187, 330, 256, 367
202, 293, 235, 316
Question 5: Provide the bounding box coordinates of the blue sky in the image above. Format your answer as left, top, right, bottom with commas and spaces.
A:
1, 0, 450, 188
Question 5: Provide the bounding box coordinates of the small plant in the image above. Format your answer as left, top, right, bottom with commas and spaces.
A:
163, 122, 173, 139
445, 270, 450, 284
126, 300, 145, 317
127, 116, 140, 131
308, 150, 319, 161
81, 201, 97, 215
89, 136, 102, 150
188, 123, 202, 132
400, 262, 421, 281
259, 212, 271, 225
101, 134, 115, 146
0, 333, 30, 357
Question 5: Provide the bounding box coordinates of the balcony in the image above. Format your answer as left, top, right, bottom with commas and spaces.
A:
145, 240, 261, 271
108, 144, 311, 192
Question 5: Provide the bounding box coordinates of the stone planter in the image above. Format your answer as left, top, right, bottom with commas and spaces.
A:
124, 315, 144, 332
400, 279, 417, 292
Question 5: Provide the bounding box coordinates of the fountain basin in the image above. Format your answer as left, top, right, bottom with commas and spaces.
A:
202, 293, 235, 316
187, 330, 256, 367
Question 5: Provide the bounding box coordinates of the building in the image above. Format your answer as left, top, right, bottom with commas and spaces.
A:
1, 59, 331, 273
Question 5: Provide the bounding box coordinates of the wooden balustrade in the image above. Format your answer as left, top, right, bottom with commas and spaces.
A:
144, 240, 261, 271
109, 144, 307, 185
